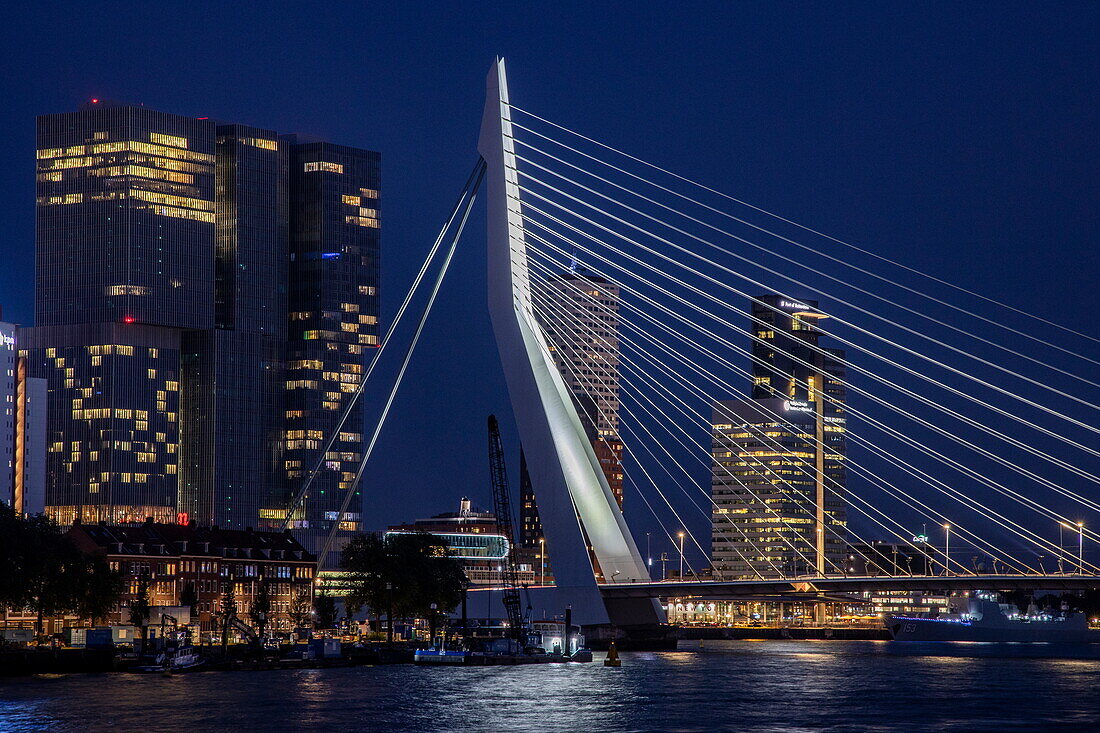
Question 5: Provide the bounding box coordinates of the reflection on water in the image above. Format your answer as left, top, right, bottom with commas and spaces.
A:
2, 641, 1099, 732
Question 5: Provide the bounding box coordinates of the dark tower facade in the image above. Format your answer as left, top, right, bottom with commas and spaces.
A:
283, 140, 381, 566
179, 124, 289, 529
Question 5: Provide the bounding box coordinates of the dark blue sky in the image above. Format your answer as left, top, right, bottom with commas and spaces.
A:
2, 3, 1097, 565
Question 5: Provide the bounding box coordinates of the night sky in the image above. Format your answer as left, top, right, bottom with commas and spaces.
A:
1, 3, 1097, 567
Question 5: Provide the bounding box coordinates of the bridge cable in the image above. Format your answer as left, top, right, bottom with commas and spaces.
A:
507, 105, 1100, 349
314, 159, 486, 569
282, 160, 487, 530
518, 225, 1086, 571
514, 191, 1100, 504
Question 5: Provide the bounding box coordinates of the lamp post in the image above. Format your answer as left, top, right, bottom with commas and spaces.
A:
678, 532, 685, 580
539, 538, 545, 586
1059, 523, 1066, 574
646, 532, 652, 571
943, 524, 951, 577
1078, 522, 1085, 574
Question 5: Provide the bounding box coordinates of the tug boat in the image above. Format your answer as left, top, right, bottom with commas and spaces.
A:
134, 646, 205, 673
886, 593, 1094, 643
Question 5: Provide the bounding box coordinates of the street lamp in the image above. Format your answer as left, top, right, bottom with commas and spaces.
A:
1078, 522, 1085, 574
678, 532, 685, 580
539, 538, 545, 586
646, 532, 652, 571
943, 524, 951, 577
1060, 523, 1067, 574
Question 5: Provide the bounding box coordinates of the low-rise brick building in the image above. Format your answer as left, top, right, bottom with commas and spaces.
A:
67, 519, 316, 633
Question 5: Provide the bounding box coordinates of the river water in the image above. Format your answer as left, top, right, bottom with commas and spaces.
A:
2, 641, 1099, 732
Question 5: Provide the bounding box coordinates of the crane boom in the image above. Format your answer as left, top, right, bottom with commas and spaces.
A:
487, 414, 524, 643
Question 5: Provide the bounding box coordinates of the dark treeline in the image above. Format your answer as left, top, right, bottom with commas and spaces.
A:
341, 532, 467, 639
0, 504, 122, 635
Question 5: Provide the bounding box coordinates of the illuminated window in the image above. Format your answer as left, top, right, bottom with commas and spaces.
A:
38, 193, 83, 205
150, 132, 188, 149
342, 194, 360, 206
304, 161, 344, 174
243, 137, 277, 151
106, 284, 149, 296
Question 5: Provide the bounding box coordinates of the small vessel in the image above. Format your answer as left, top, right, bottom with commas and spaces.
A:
413, 648, 468, 665
134, 646, 205, 673
886, 593, 1094, 643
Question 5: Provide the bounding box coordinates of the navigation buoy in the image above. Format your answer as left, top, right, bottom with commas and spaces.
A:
604, 640, 621, 667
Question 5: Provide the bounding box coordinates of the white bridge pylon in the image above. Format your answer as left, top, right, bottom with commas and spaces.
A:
479, 58, 663, 626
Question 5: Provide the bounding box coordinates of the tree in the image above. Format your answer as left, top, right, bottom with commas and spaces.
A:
76, 554, 124, 627
180, 581, 198, 617
313, 591, 337, 630
250, 577, 272, 639
129, 574, 151, 640
0, 507, 122, 636
290, 585, 313, 629
220, 580, 237, 649
343, 533, 389, 634
342, 531, 468, 641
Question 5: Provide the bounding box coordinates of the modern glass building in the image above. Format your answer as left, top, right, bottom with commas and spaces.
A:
24, 103, 215, 524
280, 139, 381, 566
179, 124, 288, 530
23, 102, 381, 545
710, 295, 847, 580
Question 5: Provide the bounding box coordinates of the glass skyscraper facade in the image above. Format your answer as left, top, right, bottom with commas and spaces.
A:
179, 124, 288, 530
22, 102, 381, 552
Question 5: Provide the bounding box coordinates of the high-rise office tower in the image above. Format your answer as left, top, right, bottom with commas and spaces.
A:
1, 318, 47, 514
22, 102, 381, 550
536, 272, 623, 506
711, 295, 847, 579
179, 124, 288, 529
525, 271, 624, 581
23, 104, 216, 524
281, 140, 381, 566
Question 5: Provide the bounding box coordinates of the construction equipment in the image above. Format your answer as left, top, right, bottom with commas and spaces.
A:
487, 414, 525, 645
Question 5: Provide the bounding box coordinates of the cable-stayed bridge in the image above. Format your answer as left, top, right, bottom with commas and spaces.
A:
299, 59, 1100, 627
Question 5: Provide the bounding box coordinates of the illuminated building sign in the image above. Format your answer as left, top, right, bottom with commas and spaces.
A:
0, 333, 14, 348
778, 299, 812, 311
784, 400, 813, 413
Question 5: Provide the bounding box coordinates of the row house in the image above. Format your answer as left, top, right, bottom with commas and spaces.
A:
67, 518, 316, 633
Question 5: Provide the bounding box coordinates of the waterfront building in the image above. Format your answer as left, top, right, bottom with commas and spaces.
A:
67, 518, 316, 633
0, 317, 46, 514
279, 139, 381, 567
711, 295, 847, 579
517, 450, 552, 584
386, 497, 536, 586
21, 101, 381, 557
845, 540, 934, 577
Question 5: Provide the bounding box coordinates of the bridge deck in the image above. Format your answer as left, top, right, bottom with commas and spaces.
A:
597, 574, 1100, 600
